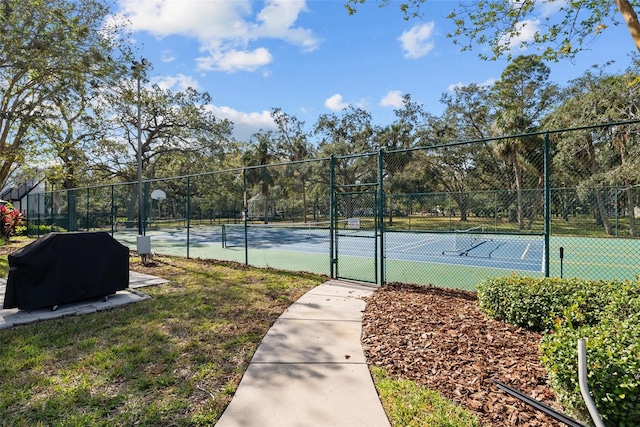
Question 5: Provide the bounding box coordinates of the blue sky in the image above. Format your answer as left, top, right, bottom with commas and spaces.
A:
109, 0, 637, 141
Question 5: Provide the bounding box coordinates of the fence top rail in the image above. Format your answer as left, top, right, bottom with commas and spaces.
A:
384, 118, 640, 156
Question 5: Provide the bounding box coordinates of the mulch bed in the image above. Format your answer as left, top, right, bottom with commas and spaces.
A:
362, 283, 568, 426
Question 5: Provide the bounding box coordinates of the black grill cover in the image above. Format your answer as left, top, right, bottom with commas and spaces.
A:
3, 232, 129, 310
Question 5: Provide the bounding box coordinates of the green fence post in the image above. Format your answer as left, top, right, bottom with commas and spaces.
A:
111, 185, 115, 235
329, 154, 335, 278
37, 193, 41, 236
615, 186, 619, 237
494, 190, 498, 232
86, 187, 90, 231
378, 149, 385, 286
187, 176, 191, 259
544, 132, 550, 277
243, 168, 248, 266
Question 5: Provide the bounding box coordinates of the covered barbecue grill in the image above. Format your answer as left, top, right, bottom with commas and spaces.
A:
3, 232, 129, 310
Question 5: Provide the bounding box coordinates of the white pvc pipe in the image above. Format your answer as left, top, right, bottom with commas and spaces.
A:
578, 339, 605, 427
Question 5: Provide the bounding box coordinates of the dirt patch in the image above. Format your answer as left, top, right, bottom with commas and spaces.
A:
362, 283, 567, 426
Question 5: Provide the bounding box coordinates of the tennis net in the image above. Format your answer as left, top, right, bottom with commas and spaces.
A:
442, 225, 488, 255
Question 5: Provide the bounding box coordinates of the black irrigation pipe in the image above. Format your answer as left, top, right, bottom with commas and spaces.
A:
491, 379, 587, 427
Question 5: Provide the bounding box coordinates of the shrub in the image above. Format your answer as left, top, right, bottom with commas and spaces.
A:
540, 312, 640, 426
26, 224, 67, 235
478, 276, 640, 426
477, 276, 583, 332
477, 276, 640, 332
0, 203, 24, 242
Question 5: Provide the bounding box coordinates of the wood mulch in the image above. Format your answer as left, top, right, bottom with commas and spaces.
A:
362, 283, 568, 426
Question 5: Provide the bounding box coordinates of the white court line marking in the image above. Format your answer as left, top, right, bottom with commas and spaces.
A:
521, 243, 531, 260
387, 236, 444, 252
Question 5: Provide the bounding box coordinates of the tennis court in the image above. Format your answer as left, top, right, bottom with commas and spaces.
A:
113, 221, 547, 283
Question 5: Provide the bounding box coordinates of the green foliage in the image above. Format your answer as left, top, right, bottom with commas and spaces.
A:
345, 0, 631, 61
541, 312, 640, 425
0, 0, 131, 187
26, 224, 67, 236
478, 276, 640, 425
0, 203, 24, 241
478, 276, 585, 331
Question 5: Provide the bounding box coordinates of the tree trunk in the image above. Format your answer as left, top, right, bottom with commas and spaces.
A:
262, 183, 269, 224
594, 188, 613, 235
302, 179, 308, 223
513, 160, 525, 229
615, 0, 640, 52
127, 186, 138, 225
627, 187, 636, 237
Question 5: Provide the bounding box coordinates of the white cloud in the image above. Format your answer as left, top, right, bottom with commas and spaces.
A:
253, 0, 320, 52
208, 48, 273, 73
380, 91, 404, 108
398, 22, 436, 59
208, 105, 276, 141
325, 94, 349, 111
538, 0, 566, 18
113, 0, 320, 73
160, 50, 176, 63
153, 74, 201, 91
499, 19, 540, 52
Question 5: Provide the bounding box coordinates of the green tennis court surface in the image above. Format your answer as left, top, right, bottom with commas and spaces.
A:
111, 224, 640, 289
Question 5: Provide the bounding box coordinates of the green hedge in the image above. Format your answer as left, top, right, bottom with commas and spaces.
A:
26, 224, 67, 235
477, 276, 640, 425
540, 312, 640, 426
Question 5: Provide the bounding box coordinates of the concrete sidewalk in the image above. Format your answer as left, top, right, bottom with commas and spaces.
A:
216, 280, 391, 427
0, 271, 167, 330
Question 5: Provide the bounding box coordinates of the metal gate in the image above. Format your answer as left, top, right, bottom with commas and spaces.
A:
331, 185, 380, 284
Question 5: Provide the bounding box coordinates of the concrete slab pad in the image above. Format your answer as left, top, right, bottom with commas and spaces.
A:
251, 319, 366, 363
310, 280, 378, 298
10, 311, 39, 326
32, 305, 78, 320
0, 272, 159, 330
128, 271, 169, 288
216, 363, 390, 427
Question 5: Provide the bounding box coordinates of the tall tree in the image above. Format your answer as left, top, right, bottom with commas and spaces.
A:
243, 130, 279, 223
346, 0, 640, 60
0, 0, 128, 188
491, 55, 558, 229
373, 94, 431, 224
314, 106, 376, 218
92, 81, 233, 223
314, 106, 376, 186
427, 84, 501, 222
545, 63, 640, 236
271, 108, 314, 222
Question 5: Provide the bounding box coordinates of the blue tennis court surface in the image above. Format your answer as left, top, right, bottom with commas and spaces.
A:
119, 225, 545, 273
383, 232, 545, 272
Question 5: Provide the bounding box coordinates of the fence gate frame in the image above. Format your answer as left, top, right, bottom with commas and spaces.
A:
329, 151, 386, 285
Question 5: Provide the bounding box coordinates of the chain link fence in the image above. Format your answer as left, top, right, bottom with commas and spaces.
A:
23, 121, 640, 290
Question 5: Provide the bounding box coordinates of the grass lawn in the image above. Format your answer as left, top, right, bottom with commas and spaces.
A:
371, 367, 479, 427
0, 253, 323, 426
0, 239, 480, 427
